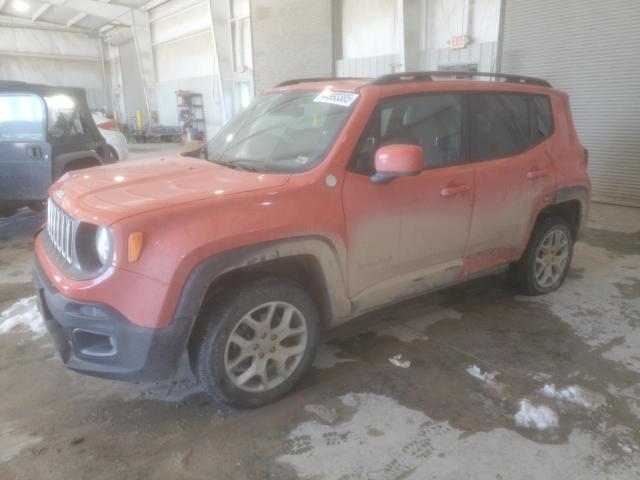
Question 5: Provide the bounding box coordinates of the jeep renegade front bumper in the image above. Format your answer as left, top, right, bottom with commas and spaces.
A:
33, 258, 190, 382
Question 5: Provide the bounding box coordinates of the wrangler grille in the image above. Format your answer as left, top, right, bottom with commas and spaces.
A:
47, 199, 76, 264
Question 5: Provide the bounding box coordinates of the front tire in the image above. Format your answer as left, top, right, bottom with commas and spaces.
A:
508, 216, 574, 296
192, 276, 320, 408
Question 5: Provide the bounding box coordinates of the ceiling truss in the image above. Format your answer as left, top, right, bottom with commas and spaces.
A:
0, 0, 170, 33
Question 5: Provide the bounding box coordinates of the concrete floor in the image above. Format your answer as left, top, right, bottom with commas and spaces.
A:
0, 149, 639, 479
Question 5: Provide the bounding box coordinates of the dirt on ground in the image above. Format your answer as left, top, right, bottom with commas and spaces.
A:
0, 203, 639, 480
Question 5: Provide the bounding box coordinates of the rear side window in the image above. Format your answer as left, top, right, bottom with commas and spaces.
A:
531, 94, 553, 144
45, 95, 92, 143
351, 93, 463, 174
469, 93, 530, 161
0, 95, 44, 142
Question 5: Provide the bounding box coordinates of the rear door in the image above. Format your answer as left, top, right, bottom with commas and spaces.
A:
343, 92, 474, 307
0, 93, 52, 203
464, 92, 555, 275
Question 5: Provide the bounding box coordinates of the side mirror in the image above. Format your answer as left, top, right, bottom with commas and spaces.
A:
371, 144, 424, 184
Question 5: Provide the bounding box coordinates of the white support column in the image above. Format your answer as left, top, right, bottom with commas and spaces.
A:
403, 0, 424, 71
206, 0, 234, 123
129, 9, 157, 125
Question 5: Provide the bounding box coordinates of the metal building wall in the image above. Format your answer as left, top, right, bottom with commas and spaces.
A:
500, 0, 640, 207
0, 27, 106, 109
150, 0, 222, 135
251, 0, 333, 92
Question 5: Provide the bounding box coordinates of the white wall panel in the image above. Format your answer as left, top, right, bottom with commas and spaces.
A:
0, 27, 101, 59
427, 0, 499, 49
152, 31, 220, 135
341, 0, 403, 59
0, 27, 105, 109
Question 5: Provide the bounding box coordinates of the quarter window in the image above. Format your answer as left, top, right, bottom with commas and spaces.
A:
469, 93, 530, 161
0, 95, 44, 142
531, 94, 553, 144
351, 93, 463, 174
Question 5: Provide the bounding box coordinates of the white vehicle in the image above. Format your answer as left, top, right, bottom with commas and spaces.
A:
91, 112, 128, 162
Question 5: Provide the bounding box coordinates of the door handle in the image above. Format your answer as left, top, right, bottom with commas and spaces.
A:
26, 145, 43, 159
526, 168, 549, 180
440, 184, 470, 197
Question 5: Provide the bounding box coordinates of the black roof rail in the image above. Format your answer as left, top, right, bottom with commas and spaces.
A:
276, 77, 368, 87
371, 71, 551, 88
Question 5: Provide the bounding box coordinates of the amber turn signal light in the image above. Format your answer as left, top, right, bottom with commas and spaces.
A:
128, 232, 144, 263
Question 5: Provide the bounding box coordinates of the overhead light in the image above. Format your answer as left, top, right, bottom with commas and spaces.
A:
13, 0, 30, 13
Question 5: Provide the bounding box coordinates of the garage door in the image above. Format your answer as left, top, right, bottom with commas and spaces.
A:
500, 0, 640, 207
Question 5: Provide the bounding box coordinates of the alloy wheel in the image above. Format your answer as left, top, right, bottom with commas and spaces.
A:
534, 228, 570, 288
223, 301, 308, 392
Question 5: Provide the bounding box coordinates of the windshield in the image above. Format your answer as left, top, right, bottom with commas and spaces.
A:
203, 89, 358, 173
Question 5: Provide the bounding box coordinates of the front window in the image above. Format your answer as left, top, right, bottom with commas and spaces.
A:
0, 94, 44, 142
204, 89, 358, 173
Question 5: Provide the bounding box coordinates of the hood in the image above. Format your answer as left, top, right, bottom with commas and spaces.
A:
51, 155, 290, 224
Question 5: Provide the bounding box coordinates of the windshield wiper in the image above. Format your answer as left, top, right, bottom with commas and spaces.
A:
214, 160, 258, 172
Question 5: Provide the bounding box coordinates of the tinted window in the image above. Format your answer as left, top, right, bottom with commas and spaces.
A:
470, 93, 529, 161
0, 95, 44, 142
532, 94, 553, 143
352, 94, 463, 174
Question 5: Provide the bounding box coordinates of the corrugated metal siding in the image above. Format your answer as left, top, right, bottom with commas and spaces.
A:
501, 0, 640, 207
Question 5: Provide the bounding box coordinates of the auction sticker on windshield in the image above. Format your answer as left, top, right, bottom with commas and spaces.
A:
314, 89, 359, 107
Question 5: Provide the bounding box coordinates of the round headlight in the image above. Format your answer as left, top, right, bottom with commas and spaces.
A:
95, 226, 112, 265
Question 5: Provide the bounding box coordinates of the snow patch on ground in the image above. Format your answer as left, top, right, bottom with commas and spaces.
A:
0, 297, 45, 339
466, 365, 498, 384
278, 393, 458, 480
304, 404, 338, 425
280, 394, 635, 479
540, 384, 605, 410
389, 354, 411, 368
514, 399, 558, 430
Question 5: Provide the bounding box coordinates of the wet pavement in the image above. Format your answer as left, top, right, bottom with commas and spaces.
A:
0, 201, 639, 480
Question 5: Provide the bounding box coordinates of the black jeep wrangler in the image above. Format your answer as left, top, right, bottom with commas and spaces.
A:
0, 81, 113, 216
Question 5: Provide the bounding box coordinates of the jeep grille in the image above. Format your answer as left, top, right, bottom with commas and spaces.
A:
47, 199, 76, 264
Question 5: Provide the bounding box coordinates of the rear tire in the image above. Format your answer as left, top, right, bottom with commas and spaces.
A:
508, 216, 573, 296
192, 276, 320, 408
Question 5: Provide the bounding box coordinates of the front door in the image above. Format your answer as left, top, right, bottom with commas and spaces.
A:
0, 93, 52, 204
343, 92, 473, 310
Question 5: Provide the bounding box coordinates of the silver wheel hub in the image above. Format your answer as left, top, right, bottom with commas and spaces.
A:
534, 228, 570, 288
224, 301, 308, 392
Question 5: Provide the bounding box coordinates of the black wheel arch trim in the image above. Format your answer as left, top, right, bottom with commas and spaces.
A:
54, 150, 104, 179
172, 235, 351, 345
551, 185, 590, 230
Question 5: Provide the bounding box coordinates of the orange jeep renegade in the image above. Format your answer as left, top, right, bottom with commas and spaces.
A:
34, 72, 591, 407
